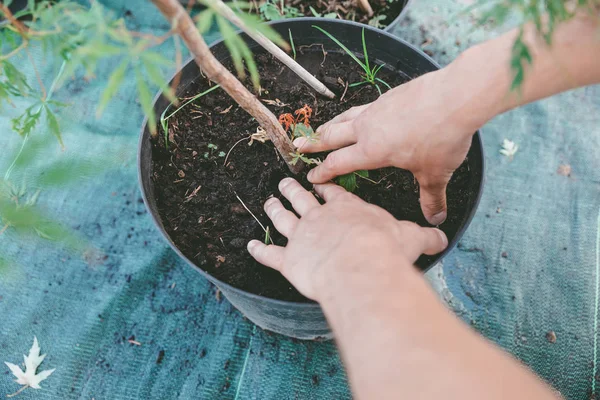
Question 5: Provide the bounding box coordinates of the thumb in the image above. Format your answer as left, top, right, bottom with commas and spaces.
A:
416, 173, 450, 226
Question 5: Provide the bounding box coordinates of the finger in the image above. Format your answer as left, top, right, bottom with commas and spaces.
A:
264, 197, 298, 238
278, 177, 320, 216
293, 120, 357, 153
417, 227, 448, 256
323, 104, 370, 126
415, 173, 450, 225
314, 183, 352, 202
247, 240, 285, 271
399, 223, 448, 259
307, 145, 380, 184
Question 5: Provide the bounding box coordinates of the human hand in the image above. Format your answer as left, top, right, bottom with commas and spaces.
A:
246, 178, 448, 302
294, 70, 480, 225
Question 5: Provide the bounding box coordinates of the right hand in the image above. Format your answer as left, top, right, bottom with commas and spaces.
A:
294, 69, 481, 225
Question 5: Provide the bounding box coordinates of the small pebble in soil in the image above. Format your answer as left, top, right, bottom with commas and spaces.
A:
230, 204, 247, 215
178, 170, 185, 178
546, 331, 557, 344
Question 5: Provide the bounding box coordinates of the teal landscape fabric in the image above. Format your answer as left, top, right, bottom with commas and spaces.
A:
1, 0, 600, 399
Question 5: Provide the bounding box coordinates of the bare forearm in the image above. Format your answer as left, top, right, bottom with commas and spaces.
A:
321, 259, 559, 399
440, 13, 600, 132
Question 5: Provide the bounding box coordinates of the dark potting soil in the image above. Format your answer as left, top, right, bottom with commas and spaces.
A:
151, 49, 476, 302
251, 0, 407, 28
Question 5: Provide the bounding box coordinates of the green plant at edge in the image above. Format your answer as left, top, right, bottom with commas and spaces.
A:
308, 6, 338, 19
312, 25, 392, 96
464, 0, 600, 91
258, 0, 303, 21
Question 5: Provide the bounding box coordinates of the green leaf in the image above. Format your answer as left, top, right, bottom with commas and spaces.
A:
135, 67, 156, 136
34, 159, 101, 187
11, 104, 42, 137
312, 25, 368, 73
43, 104, 63, 148
141, 51, 174, 67
217, 15, 245, 79
97, 58, 129, 117
336, 173, 357, 192
309, 6, 321, 17
239, 13, 287, 48
142, 57, 178, 104
196, 9, 215, 34
260, 2, 284, 21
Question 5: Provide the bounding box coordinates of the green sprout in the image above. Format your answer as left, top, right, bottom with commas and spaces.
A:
313, 25, 391, 95
288, 29, 296, 60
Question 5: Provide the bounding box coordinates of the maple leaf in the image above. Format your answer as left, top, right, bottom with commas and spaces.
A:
499, 139, 518, 158
4, 337, 55, 397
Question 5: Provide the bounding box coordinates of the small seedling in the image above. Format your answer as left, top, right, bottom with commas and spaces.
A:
288, 150, 321, 166
204, 143, 225, 159
313, 26, 391, 95
260, 0, 303, 20
278, 104, 319, 142
309, 6, 338, 19
368, 15, 387, 29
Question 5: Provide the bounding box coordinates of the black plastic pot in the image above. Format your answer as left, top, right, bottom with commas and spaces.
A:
138, 18, 485, 340
384, 0, 412, 32
178, 0, 411, 32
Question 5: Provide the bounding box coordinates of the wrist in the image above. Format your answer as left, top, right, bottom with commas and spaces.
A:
316, 253, 420, 317
437, 42, 512, 134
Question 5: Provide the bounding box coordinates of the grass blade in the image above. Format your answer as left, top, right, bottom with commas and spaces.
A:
312, 25, 367, 73
361, 28, 370, 74
375, 77, 392, 90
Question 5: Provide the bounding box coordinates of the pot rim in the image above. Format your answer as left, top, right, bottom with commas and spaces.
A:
383, 0, 413, 32
137, 17, 486, 308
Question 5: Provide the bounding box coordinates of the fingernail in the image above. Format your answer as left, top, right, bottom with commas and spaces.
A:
264, 197, 277, 209
247, 240, 259, 253
429, 211, 447, 226
293, 138, 306, 147
307, 169, 315, 181
279, 177, 294, 190
434, 228, 448, 248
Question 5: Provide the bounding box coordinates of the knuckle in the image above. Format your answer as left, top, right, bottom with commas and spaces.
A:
397, 220, 420, 232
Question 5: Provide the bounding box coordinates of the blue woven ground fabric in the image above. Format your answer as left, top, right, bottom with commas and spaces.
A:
1, 0, 599, 399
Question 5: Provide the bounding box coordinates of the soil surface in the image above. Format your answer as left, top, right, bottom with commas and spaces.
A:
250, 0, 407, 28
151, 48, 478, 302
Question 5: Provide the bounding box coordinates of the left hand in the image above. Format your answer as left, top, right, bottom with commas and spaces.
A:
247, 178, 448, 301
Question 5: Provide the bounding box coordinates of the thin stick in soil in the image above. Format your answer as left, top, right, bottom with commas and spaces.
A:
234, 193, 274, 244
211, 0, 334, 99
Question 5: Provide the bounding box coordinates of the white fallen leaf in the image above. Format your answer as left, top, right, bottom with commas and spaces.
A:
500, 139, 518, 158
5, 337, 55, 396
